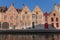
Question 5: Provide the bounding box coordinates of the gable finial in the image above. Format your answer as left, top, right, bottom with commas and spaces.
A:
22, 3, 25, 7
11, 3, 14, 6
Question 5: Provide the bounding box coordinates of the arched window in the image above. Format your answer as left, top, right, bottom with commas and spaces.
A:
4, 15, 7, 20
51, 23, 54, 28
51, 18, 54, 22
2, 22, 9, 29
56, 18, 58, 22
53, 13, 56, 16
56, 23, 59, 27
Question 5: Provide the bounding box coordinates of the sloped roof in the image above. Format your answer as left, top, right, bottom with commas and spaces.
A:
0, 6, 8, 13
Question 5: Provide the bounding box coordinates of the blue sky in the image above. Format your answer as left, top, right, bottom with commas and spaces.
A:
0, 0, 60, 13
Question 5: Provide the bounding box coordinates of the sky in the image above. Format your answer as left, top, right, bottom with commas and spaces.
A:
0, 0, 60, 13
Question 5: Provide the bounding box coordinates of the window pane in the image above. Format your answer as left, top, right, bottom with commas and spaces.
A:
25, 21, 27, 26
53, 13, 56, 16
27, 15, 29, 19
21, 22, 24, 26
39, 16, 42, 18
0, 22, 1, 28
51, 23, 54, 28
22, 16, 25, 20
16, 15, 18, 19
36, 12, 38, 14
32, 14, 36, 21
16, 23, 18, 27
4, 15, 7, 20
10, 16, 13, 20
10, 23, 13, 27
28, 21, 30, 26
51, 18, 54, 22
56, 23, 59, 27
56, 18, 58, 22
25, 12, 27, 14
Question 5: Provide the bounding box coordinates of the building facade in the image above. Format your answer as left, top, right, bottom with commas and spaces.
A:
0, 4, 60, 29
46, 4, 60, 29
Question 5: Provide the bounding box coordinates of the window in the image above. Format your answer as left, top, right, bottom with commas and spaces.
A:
25, 12, 27, 14
25, 21, 27, 26
56, 23, 59, 27
22, 15, 25, 20
27, 15, 29, 19
16, 15, 18, 19
45, 17, 47, 21
28, 22, 30, 26
51, 18, 54, 22
53, 13, 56, 16
32, 14, 36, 21
16, 23, 18, 27
4, 15, 7, 20
51, 23, 54, 28
21, 22, 24, 26
10, 23, 13, 27
36, 12, 38, 14
0, 22, 1, 28
56, 18, 58, 22
39, 16, 42, 18
32, 14, 36, 19
28, 21, 30, 26
10, 16, 13, 20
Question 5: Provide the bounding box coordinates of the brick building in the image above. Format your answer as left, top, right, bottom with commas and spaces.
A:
45, 4, 60, 29
0, 3, 60, 29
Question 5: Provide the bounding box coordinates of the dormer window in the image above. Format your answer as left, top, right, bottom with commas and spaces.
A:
53, 13, 56, 16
